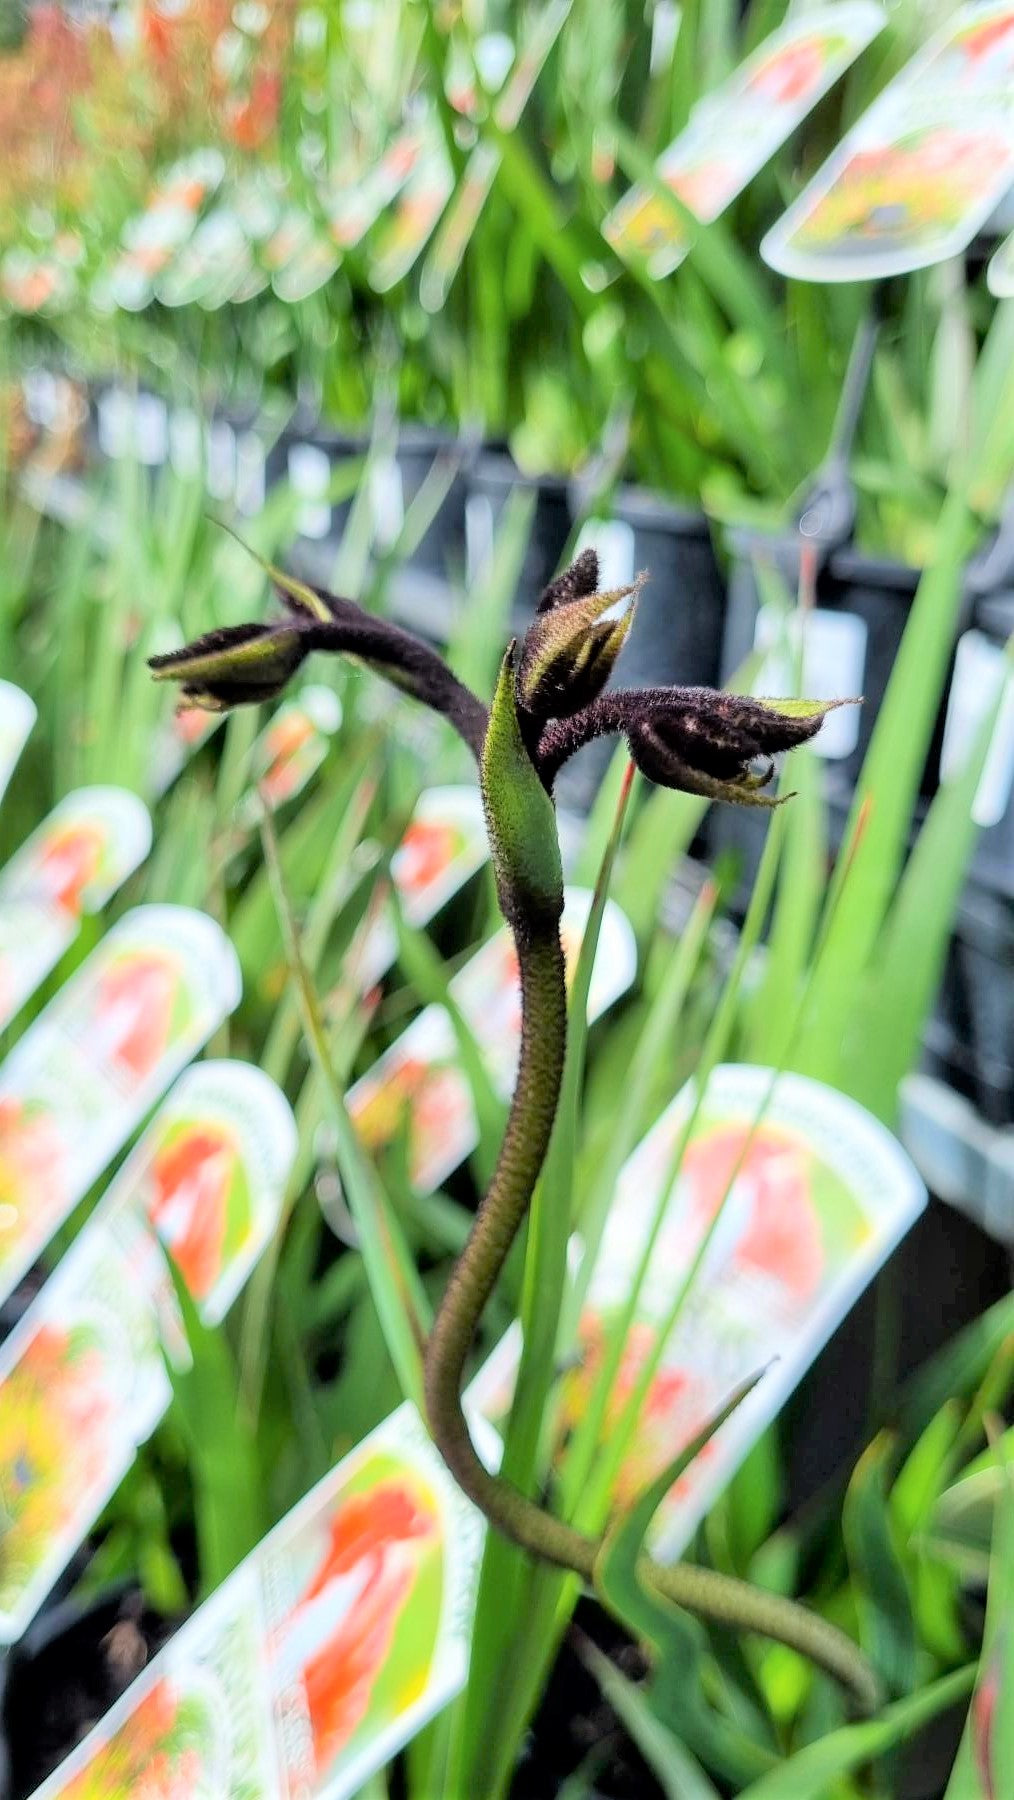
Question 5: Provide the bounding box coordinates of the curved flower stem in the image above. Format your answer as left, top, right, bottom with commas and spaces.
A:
423, 919, 880, 1715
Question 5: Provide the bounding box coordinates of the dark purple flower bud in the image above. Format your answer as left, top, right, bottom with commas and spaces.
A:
627, 691, 854, 806
149, 620, 309, 711
536, 547, 600, 614
517, 572, 644, 723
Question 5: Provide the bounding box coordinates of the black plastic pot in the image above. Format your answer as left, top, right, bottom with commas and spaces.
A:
2, 1583, 180, 1798
608, 486, 727, 694
926, 881, 1014, 1128
464, 453, 571, 627
710, 532, 962, 911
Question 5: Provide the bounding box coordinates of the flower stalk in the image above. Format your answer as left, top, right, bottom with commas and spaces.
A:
151, 548, 875, 1711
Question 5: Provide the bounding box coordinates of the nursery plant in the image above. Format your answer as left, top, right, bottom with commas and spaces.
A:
139, 520, 1007, 1798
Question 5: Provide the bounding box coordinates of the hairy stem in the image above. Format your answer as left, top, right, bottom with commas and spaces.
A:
424, 920, 880, 1714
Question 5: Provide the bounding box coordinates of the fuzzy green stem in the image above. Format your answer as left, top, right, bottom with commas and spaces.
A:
423, 919, 880, 1715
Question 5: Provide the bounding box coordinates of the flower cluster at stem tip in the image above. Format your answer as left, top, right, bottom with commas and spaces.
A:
149, 543, 854, 804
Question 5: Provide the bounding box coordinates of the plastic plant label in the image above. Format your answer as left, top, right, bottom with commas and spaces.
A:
157, 209, 256, 310
289, 441, 333, 540
324, 121, 428, 249
0, 1061, 295, 1641
272, 229, 341, 304
0, 787, 152, 1031
239, 686, 343, 821
31, 1402, 496, 1800
420, 0, 572, 310
988, 226, 1014, 294
753, 603, 867, 759
574, 518, 636, 591
0, 683, 36, 805
149, 702, 224, 799
368, 137, 455, 293
348, 889, 636, 1195
97, 148, 225, 311
0, 905, 241, 1304
369, 456, 405, 550
762, 2, 1014, 282
353, 785, 489, 990
604, 3, 885, 278
471, 1063, 925, 1561
941, 629, 1014, 827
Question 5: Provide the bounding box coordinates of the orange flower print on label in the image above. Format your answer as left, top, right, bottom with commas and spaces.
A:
281, 1478, 438, 1777
89, 951, 180, 1084
0, 1099, 67, 1253
144, 1125, 236, 1302
681, 1123, 824, 1301
32, 822, 106, 916
392, 821, 461, 901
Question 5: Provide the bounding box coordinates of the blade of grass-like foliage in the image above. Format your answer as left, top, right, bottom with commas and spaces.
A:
745, 745, 824, 1066
447, 485, 535, 699
239, 767, 381, 1420
840, 641, 1014, 1119
260, 804, 429, 1409
446, 765, 636, 1800
842, 1435, 918, 1698
613, 783, 708, 947
789, 483, 973, 1087
942, 1437, 1014, 1800
900, 1294, 1014, 1440
789, 297, 1014, 1092
161, 1253, 263, 1593
594, 1372, 765, 1650
577, 1634, 723, 1800
733, 1665, 975, 1800
393, 910, 506, 1188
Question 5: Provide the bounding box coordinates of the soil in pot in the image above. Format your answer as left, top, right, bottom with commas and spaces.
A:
4, 1584, 181, 1797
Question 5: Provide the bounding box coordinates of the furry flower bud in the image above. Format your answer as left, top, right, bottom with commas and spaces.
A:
517, 562, 643, 723
149, 620, 309, 711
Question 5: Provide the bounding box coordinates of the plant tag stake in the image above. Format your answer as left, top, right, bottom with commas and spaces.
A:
30, 1402, 498, 1800
0, 1060, 295, 1642
347, 888, 635, 1195
604, 3, 885, 278
0, 787, 152, 1031
0, 683, 36, 806
941, 629, 1014, 828
0, 905, 241, 1305
469, 1063, 925, 1560
762, 2, 1014, 281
